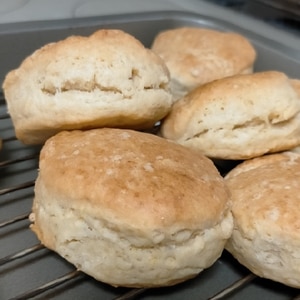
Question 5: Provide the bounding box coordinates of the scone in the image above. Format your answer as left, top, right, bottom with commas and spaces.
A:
160, 71, 300, 160
151, 27, 256, 100
3, 29, 172, 145
30, 128, 233, 288
225, 152, 300, 288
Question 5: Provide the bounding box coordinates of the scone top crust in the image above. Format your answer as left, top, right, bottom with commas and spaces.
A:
151, 26, 256, 92
36, 128, 231, 235
161, 71, 300, 159
4, 29, 170, 96
225, 152, 300, 241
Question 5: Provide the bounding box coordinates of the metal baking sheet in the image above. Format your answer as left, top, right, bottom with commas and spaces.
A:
1, 10, 300, 300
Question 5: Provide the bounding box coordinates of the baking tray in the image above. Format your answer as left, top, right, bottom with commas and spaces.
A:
1, 10, 300, 300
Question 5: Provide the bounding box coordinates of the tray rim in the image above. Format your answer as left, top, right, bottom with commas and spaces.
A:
0, 10, 299, 62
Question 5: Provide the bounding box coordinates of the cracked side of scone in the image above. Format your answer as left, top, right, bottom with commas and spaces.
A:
30, 180, 233, 287
161, 71, 300, 160
3, 29, 172, 144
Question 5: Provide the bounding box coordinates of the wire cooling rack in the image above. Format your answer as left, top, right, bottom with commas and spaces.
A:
1, 92, 300, 300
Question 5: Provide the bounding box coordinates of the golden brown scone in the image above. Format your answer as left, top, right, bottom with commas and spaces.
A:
3, 29, 172, 145
151, 27, 256, 100
160, 71, 300, 160
30, 128, 233, 288
225, 151, 300, 288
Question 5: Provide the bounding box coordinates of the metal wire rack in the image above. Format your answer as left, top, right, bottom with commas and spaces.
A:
1, 94, 300, 299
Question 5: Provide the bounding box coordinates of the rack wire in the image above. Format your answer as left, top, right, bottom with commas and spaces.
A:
1, 95, 299, 300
